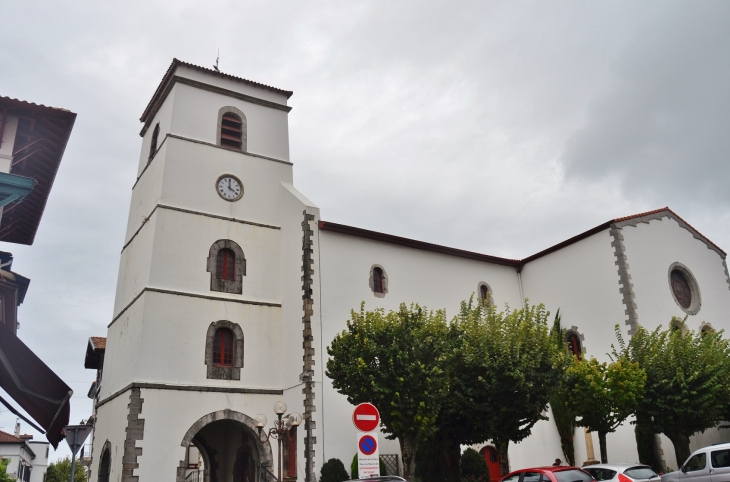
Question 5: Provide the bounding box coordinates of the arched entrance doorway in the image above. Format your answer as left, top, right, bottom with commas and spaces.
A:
98, 441, 111, 482
480, 446, 501, 482
177, 410, 275, 482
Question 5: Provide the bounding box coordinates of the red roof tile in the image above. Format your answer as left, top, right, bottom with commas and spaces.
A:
0, 430, 24, 443
90, 337, 106, 350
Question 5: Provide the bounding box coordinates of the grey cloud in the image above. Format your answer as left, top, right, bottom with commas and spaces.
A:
562, 1, 730, 207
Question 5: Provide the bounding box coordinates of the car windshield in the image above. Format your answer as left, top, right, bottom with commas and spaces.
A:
554, 469, 594, 482
586, 468, 617, 481
624, 467, 658, 480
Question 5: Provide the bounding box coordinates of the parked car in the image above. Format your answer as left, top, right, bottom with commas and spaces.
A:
583, 464, 660, 482
500, 466, 596, 482
661, 442, 730, 482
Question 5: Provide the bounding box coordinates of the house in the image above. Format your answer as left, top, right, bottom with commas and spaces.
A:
0, 425, 50, 482
0, 95, 76, 448
87, 59, 730, 482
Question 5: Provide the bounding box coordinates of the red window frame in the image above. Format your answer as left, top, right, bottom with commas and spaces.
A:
216, 249, 235, 281
213, 328, 234, 367
568, 334, 581, 359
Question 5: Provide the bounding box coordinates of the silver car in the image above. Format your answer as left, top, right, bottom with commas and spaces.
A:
584, 464, 660, 482
662, 442, 730, 482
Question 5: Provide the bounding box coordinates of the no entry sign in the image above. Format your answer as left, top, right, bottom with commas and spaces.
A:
357, 432, 380, 477
352, 402, 380, 432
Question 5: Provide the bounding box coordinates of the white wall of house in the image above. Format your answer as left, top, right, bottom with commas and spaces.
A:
27, 441, 48, 482
0, 441, 34, 480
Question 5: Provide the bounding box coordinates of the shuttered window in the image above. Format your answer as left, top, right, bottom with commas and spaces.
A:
220, 114, 243, 149
213, 328, 234, 367
217, 249, 235, 281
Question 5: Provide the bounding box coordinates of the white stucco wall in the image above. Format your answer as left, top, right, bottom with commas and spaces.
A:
27, 441, 48, 482
317, 229, 523, 469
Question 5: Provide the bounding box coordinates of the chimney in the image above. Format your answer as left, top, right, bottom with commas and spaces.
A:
14, 421, 20, 436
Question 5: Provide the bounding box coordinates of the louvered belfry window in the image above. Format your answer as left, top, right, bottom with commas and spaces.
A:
213, 328, 234, 367
220, 113, 243, 149
217, 248, 235, 281
568, 334, 581, 359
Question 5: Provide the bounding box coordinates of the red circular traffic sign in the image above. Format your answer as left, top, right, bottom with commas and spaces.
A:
352, 403, 380, 432
359, 434, 377, 456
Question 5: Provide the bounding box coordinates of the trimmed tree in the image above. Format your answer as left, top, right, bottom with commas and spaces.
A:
320, 458, 349, 482
614, 320, 730, 467
549, 311, 578, 466
449, 299, 566, 476
564, 356, 646, 463
327, 303, 450, 480
461, 448, 490, 482
46, 457, 87, 482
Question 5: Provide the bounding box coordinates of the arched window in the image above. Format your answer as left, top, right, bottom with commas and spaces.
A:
477, 282, 493, 306
567, 333, 581, 359
206, 321, 244, 380
207, 240, 246, 294
216, 248, 235, 281
149, 123, 160, 161
373, 268, 384, 293
213, 328, 234, 367
220, 113, 243, 149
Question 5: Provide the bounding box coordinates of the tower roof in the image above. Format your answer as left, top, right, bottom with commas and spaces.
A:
140, 58, 294, 125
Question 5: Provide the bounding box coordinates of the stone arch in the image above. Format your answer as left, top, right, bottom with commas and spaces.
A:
369, 264, 388, 298
97, 440, 111, 482
216, 106, 248, 152
477, 281, 494, 306
205, 320, 244, 380
700, 321, 716, 334
176, 410, 274, 482
207, 239, 246, 294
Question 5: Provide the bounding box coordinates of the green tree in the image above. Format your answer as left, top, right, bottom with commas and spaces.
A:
449, 300, 566, 476
0, 458, 16, 482
320, 458, 349, 482
460, 448, 489, 482
327, 303, 450, 480
564, 356, 646, 463
615, 320, 730, 467
45, 457, 87, 482
548, 311, 578, 466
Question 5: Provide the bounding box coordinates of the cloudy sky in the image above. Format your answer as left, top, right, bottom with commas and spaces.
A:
1, 0, 729, 461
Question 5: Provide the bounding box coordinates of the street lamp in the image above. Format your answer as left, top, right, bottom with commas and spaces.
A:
256, 402, 302, 482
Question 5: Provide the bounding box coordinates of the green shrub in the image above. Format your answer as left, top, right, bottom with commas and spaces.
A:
461, 448, 489, 482
321, 458, 350, 482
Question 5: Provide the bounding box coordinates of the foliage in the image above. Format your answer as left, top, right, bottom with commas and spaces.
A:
565, 355, 645, 463
414, 434, 448, 482
320, 458, 349, 482
613, 320, 730, 467
548, 310, 577, 466
46, 457, 87, 482
0, 458, 15, 482
327, 303, 450, 480
349, 454, 387, 479
448, 299, 567, 476
460, 448, 489, 482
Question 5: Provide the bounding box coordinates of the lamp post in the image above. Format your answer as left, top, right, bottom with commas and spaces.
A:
256, 401, 302, 482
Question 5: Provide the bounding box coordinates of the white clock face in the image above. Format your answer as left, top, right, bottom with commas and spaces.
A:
217, 175, 243, 201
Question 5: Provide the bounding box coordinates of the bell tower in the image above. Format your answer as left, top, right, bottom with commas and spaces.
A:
90, 59, 321, 482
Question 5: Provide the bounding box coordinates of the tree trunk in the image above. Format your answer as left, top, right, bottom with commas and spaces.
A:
400, 435, 417, 481
442, 434, 462, 482
495, 440, 510, 476
598, 431, 608, 464
667, 432, 692, 469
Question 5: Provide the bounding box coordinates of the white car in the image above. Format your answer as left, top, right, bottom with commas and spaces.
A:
583, 464, 660, 482
661, 442, 730, 482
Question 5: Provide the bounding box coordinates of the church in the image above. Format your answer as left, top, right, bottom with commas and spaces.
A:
86, 59, 730, 482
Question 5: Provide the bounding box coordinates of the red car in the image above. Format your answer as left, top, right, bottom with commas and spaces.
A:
500, 466, 597, 482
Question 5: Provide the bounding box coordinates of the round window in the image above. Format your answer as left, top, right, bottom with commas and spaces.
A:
668, 263, 701, 315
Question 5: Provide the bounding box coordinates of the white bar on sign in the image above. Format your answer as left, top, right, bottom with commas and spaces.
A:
356, 415, 377, 420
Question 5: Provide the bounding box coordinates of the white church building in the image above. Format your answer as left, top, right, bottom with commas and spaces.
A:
87, 59, 730, 482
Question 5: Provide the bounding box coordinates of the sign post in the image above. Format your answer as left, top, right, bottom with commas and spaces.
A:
353, 403, 381, 478
64, 424, 93, 482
